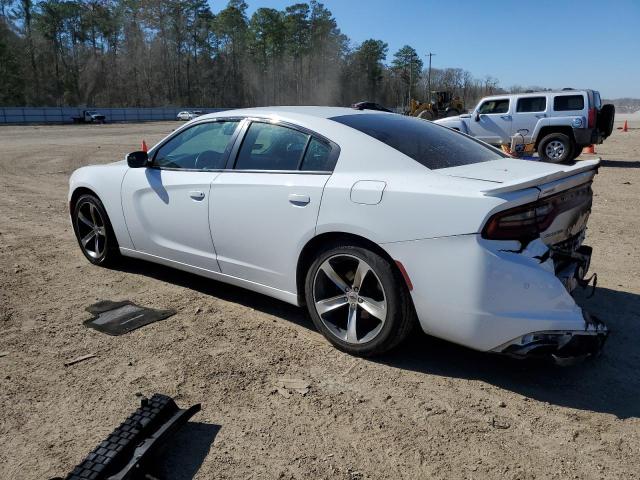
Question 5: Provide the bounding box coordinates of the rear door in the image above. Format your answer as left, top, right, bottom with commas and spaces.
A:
511, 95, 548, 143
469, 97, 512, 145
209, 120, 338, 293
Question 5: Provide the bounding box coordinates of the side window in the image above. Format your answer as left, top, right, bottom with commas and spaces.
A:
300, 138, 335, 171
516, 97, 546, 113
154, 121, 239, 170
235, 122, 310, 171
554, 95, 584, 111
478, 99, 510, 114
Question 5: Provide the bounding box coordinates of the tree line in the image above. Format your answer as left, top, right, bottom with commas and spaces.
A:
0, 0, 509, 109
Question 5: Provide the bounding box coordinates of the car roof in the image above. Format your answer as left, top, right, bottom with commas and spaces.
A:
197, 106, 390, 121
482, 89, 592, 100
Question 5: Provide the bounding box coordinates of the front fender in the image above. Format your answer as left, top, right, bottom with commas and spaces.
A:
69, 161, 133, 249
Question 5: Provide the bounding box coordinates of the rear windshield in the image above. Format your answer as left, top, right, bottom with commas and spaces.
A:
330, 113, 505, 170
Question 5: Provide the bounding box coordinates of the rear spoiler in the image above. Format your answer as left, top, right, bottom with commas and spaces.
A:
482, 159, 600, 195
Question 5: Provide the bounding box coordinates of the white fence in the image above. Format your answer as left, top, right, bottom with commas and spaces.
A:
0, 107, 229, 124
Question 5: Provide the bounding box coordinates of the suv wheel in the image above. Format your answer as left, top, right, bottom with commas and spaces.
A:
538, 133, 574, 163
304, 243, 415, 356
570, 147, 583, 161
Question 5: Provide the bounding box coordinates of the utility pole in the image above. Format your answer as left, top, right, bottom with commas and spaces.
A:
427, 52, 436, 101
408, 58, 412, 106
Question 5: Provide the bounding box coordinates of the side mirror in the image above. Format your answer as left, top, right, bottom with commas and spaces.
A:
127, 151, 149, 168
474, 112, 481, 122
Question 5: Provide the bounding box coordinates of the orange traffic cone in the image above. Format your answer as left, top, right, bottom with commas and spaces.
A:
584, 144, 595, 154
623, 120, 628, 132
141, 139, 148, 152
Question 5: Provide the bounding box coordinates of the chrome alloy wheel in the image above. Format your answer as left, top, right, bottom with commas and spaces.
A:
76, 201, 107, 259
312, 254, 387, 344
545, 140, 565, 160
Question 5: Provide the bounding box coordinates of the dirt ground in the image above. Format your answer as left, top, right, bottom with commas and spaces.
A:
1, 117, 639, 480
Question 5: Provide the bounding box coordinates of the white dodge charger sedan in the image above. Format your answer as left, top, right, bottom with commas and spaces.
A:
69, 107, 608, 359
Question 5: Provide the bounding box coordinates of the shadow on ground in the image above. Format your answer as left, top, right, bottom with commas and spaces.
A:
147, 422, 220, 480
375, 286, 640, 419
114, 258, 313, 332
600, 159, 640, 168
115, 259, 640, 419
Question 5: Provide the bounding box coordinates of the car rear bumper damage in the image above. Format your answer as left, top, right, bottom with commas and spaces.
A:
383, 234, 608, 362
490, 310, 608, 364
551, 240, 596, 295
492, 241, 609, 363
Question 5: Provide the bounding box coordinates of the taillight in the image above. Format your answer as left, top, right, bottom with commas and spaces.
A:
588, 107, 596, 128
482, 201, 555, 241
482, 183, 592, 241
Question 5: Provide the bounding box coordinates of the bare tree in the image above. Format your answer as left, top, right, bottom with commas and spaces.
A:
0, 0, 511, 109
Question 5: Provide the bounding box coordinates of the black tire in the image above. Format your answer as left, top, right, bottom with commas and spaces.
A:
537, 133, 574, 163
598, 104, 615, 138
72, 193, 120, 266
417, 109, 434, 120
304, 242, 415, 356
570, 147, 583, 161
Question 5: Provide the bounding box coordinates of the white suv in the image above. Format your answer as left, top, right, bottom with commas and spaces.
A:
435, 89, 615, 163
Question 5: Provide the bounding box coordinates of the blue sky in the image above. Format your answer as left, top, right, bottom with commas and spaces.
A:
211, 0, 640, 98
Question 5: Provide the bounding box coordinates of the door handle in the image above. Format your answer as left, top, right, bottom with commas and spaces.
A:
288, 193, 310, 206
500, 115, 512, 120
535, 114, 547, 118
189, 190, 205, 200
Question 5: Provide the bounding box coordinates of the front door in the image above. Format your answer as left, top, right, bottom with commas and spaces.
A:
210, 120, 336, 293
121, 120, 240, 271
470, 97, 512, 145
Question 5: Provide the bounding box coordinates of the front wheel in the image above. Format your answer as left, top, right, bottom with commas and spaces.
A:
72, 194, 120, 266
304, 243, 415, 356
537, 133, 574, 163
417, 109, 434, 120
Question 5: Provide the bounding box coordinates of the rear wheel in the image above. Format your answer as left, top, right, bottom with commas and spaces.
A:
538, 133, 574, 163
72, 194, 120, 266
570, 147, 583, 161
304, 243, 415, 356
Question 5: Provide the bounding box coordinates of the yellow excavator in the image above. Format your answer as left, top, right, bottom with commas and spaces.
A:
407, 91, 465, 120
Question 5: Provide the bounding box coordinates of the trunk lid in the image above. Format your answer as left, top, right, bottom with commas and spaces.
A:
439, 158, 600, 246
437, 158, 599, 194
